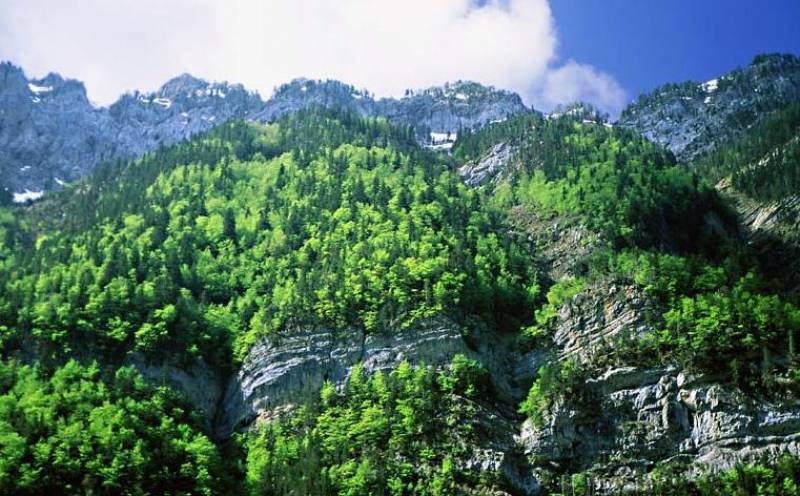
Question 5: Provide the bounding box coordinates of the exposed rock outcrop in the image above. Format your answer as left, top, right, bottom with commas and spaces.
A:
458, 142, 513, 187
508, 272, 800, 493
0, 64, 529, 197
519, 366, 800, 493
552, 284, 650, 362
619, 53, 800, 163
127, 354, 224, 428
219, 316, 470, 436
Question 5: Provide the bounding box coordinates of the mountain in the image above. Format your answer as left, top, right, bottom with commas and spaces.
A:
0, 64, 529, 200
2, 53, 800, 495
619, 53, 800, 163
2, 98, 799, 495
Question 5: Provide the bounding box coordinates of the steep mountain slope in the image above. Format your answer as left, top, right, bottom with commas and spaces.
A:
3, 101, 797, 494
0, 63, 115, 199
0, 109, 541, 494
450, 111, 800, 493
698, 104, 800, 299
0, 63, 528, 199
619, 53, 800, 163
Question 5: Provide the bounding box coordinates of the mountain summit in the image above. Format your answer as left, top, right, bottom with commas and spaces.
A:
0, 65, 529, 199
619, 53, 800, 163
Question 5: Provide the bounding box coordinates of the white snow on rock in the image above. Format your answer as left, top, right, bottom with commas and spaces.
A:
701, 79, 719, 93
152, 97, 172, 109
19, 166, 31, 172
55, 177, 67, 186
430, 131, 456, 143
455, 92, 469, 101
28, 83, 53, 94
13, 190, 44, 203
429, 142, 454, 151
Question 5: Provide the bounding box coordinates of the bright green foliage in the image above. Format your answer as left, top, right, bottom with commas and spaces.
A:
522, 276, 585, 344
0, 359, 227, 495
518, 358, 585, 428
652, 274, 800, 388
245, 357, 491, 495
648, 455, 800, 495
457, 111, 729, 251
0, 108, 537, 369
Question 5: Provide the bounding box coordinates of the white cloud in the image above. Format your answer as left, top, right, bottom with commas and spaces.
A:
0, 0, 626, 113
533, 60, 628, 116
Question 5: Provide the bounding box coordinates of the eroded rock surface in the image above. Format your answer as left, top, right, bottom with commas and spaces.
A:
219, 316, 470, 435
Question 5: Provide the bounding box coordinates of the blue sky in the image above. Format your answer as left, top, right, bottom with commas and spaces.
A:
550, 0, 800, 97
0, 0, 797, 114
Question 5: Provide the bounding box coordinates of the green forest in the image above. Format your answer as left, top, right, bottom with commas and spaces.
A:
0, 106, 799, 494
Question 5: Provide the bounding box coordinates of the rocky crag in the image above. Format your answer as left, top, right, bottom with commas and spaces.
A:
619, 53, 800, 163
0, 63, 528, 198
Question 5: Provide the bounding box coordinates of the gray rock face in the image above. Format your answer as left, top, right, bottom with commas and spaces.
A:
552, 284, 650, 362
0, 63, 116, 197
458, 142, 513, 187
0, 65, 530, 198
219, 316, 469, 436
512, 276, 800, 493
619, 53, 800, 163
127, 353, 224, 428
519, 366, 800, 493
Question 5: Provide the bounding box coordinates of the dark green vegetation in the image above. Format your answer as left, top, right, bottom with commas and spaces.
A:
0, 108, 536, 493
245, 356, 491, 495
0, 97, 799, 494
545, 454, 800, 495
454, 109, 800, 491
1, 108, 537, 373
0, 360, 230, 495
698, 103, 800, 201
456, 109, 729, 253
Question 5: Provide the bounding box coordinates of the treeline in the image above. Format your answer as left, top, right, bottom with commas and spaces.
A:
456, 110, 731, 253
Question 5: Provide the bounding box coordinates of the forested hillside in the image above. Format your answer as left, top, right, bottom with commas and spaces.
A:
1, 100, 799, 495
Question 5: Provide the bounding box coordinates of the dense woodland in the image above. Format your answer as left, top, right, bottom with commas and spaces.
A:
698, 103, 800, 201
0, 105, 798, 494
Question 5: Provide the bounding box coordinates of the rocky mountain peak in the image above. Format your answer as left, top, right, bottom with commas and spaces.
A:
619, 53, 800, 163
157, 72, 209, 99
0, 63, 535, 198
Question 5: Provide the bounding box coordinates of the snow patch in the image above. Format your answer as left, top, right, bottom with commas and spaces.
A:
427, 131, 457, 152
455, 93, 468, 101
701, 79, 719, 93
28, 83, 53, 94
19, 166, 31, 172
429, 142, 454, 151
55, 177, 67, 186
430, 132, 456, 143
152, 97, 172, 109
13, 190, 44, 203
31, 97, 41, 104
